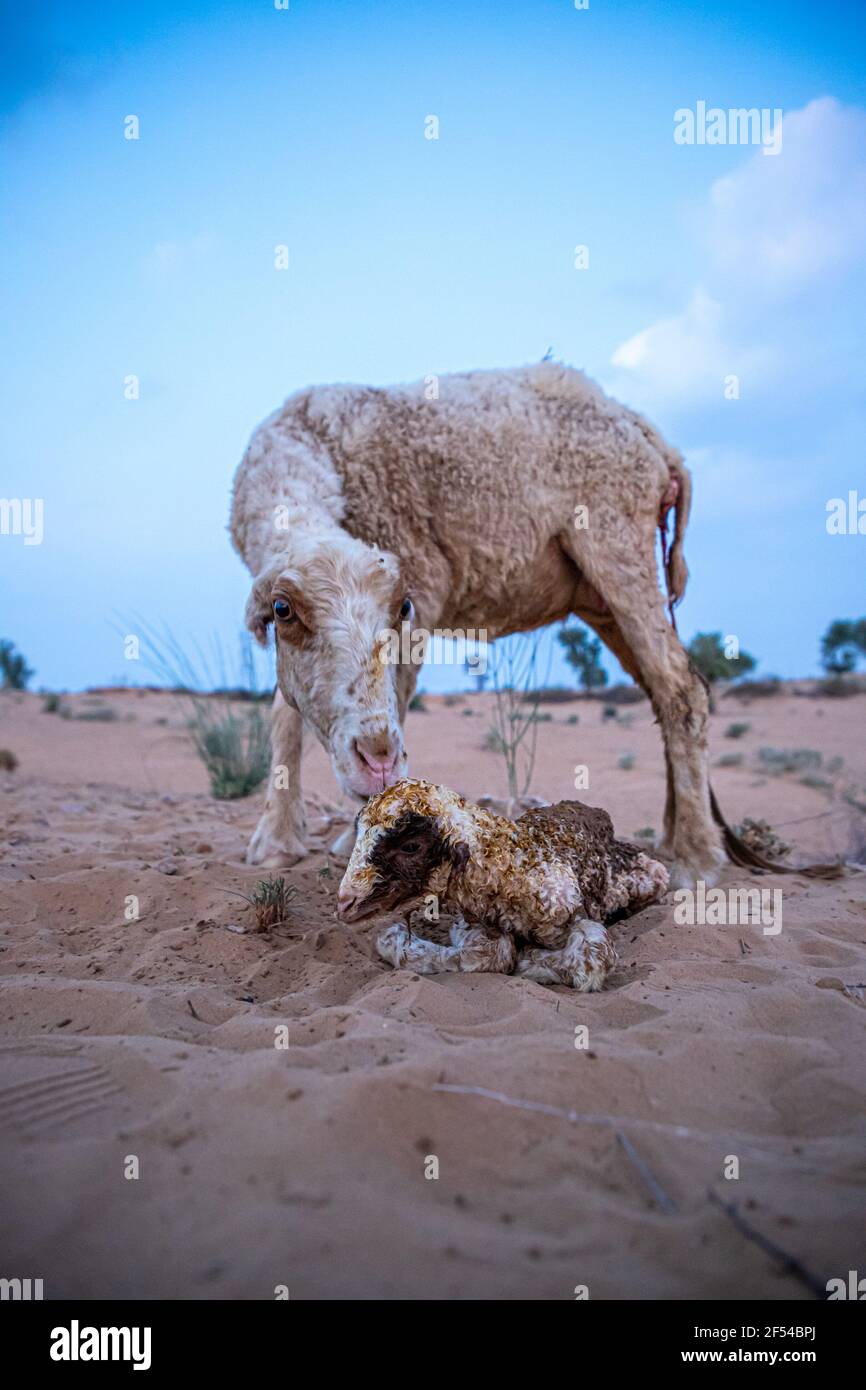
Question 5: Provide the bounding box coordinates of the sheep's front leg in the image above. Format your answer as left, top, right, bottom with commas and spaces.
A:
376, 918, 516, 975
247, 689, 308, 866
515, 921, 616, 991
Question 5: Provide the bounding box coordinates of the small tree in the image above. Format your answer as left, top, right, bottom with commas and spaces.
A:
820, 618, 866, 674
486, 634, 548, 802
0, 641, 34, 690
558, 623, 607, 690
687, 632, 756, 683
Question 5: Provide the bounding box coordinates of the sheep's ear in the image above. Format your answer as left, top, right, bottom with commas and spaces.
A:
449, 840, 470, 871
244, 574, 274, 647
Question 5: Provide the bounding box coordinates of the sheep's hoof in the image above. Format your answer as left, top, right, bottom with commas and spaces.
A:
246, 816, 308, 868
668, 856, 724, 892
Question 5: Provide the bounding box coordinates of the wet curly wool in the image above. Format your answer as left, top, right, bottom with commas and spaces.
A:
337, 779, 669, 991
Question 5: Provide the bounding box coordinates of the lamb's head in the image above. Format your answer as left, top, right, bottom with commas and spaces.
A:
337, 778, 472, 923
245, 532, 414, 798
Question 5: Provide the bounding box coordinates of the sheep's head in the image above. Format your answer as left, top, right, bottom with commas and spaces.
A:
337, 779, 472, 923
245, 532, 414, 798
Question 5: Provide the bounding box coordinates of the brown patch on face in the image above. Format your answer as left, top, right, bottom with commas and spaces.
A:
270, 579, 313, 648
367, 813, 450, 909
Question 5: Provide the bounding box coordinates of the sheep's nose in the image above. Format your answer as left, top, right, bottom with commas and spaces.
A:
337, 890, 356, 918
354, 734, 400, 781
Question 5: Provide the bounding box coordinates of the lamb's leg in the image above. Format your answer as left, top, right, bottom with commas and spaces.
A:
376, 918, 516, 975
515, 921, 616, 991
247, 689, 308, 866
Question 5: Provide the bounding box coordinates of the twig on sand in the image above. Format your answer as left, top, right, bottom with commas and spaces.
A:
431, 1083, 821, 1169
433, 1083, 679, 1211
433, 1082, 692, 1135
616, 1131, 678, 1213
708, 1191, 826, 1299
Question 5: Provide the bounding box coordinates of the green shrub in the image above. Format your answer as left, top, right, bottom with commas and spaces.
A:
688, 632, 757, 683
724, 722, 751, 739
599, 683, 645, 705
733, 818, 791, 861
191, 710, 270, 799
0, 641, 34, 690
521, 686, 580, 705
234, 877, 297, 931
820, 617, 866, 674
798, 774, 833, 792
813, 676, 863, 697
722, 678, 781, 700
758, 747, 822, 775
558, 623, 607, 690
484, 726, 506, 754
133, 623, 271, 800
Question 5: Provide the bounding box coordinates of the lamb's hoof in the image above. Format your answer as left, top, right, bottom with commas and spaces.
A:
376, 923, 410, 967
246, 816, 308, 868
329, 824, 356, 858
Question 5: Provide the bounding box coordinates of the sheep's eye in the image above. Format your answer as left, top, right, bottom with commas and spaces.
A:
273, 599, 294, 621
399, 598, 413, 621
400, 840, 421, 854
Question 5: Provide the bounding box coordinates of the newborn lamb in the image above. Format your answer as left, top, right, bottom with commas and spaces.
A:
337, 779, 669, 990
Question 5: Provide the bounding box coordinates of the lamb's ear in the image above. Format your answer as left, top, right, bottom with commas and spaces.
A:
244, 573, 274, 647
449, 840, 470, 872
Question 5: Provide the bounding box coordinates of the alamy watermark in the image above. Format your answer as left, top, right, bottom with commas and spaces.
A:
0, 1276, 43, 1300
673, 881, 782, 936
50, 1322, 152, 1370
378, 621, 489, 673
826, 490, 865, 535
0, 497, 43, 545
674, 102, 782, 156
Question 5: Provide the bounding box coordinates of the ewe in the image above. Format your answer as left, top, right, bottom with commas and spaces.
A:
230, 362, 724, 887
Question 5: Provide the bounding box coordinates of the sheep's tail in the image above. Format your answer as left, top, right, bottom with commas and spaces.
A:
659, 455, 691, 619
709, 785, 845, 880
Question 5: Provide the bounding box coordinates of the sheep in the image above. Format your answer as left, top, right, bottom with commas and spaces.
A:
230, 361, 721, 886
336, 778, 669, 990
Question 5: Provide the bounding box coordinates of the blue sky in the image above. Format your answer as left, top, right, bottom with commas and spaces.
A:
2, 0, 865, 693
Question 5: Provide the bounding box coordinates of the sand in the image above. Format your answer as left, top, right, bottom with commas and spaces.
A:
1, 683, 865, 1300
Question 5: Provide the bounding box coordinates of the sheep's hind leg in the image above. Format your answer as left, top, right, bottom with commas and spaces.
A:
515, 921, 616, 991
376, 918, 516, 975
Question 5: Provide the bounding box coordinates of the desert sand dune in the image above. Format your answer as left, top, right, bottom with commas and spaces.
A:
1, 686, 864, 1299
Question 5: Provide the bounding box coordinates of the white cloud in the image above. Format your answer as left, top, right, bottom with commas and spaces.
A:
606, 98, 866, 414
703, 98, 866, 296
610, 287, 774, 403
